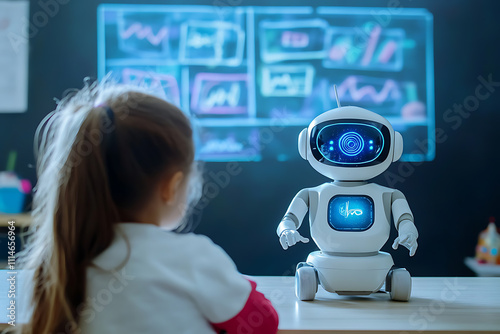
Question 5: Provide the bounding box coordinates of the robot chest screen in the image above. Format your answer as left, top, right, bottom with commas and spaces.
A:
327, 195, 374, 231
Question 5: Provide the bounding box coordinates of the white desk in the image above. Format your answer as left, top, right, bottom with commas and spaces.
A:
0, 275, 499, 333
0, 213, 31, 227
252, 276, 500, 333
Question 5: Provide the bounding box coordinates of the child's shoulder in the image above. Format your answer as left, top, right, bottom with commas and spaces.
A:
169, 232, 230, 260
166, 231, 219, 251
150, 231, 239, 276
165, 233, 238, 271
119, 223, 228, 260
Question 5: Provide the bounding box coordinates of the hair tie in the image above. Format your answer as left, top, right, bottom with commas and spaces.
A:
95, 103, 115, 124
104, 105, 115, 124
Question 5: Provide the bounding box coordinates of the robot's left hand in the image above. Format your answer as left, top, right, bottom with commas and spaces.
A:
392, 220, 418, 256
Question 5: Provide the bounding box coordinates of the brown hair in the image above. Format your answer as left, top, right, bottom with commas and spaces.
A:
18, 81, 198, 334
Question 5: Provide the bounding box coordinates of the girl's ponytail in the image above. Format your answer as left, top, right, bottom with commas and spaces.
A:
19, 81, 197, 333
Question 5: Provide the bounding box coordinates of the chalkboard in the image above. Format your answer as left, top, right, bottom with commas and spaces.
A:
98, 5, 434, 162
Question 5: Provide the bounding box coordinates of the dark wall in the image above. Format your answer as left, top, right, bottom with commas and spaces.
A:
1, 0, 499, 276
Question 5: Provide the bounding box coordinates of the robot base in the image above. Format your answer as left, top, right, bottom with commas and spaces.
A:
295, 251, 412, 301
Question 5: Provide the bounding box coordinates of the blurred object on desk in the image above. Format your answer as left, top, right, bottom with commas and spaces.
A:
465, 257, 500, 277
0, 151, 32, 214
465, 217, 500, 277
475, 217, 500, 264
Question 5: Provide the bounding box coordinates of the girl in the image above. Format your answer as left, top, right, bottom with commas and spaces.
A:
18, 81, 279, 334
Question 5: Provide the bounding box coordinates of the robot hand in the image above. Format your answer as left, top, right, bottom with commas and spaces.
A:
392, 220, 418, 256
279, 230, 309, 250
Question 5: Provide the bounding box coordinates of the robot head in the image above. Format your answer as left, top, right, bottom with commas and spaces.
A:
298, 106, 403, 181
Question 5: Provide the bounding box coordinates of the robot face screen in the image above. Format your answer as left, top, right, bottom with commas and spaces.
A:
310, 119, 391, 166
328, 195, 374, 231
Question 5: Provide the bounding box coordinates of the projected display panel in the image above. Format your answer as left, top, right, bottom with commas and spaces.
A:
98, 5, 434, 162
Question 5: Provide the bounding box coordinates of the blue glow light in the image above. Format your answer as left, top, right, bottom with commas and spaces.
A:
369, 140, 373, 144
369, 146, 373, 150
338, 131, 364, 156
329, 146, 334, 151
492, 248, 498, 256
329, 140, 334, 144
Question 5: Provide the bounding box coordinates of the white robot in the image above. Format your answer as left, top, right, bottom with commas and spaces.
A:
277, 94, 418, 302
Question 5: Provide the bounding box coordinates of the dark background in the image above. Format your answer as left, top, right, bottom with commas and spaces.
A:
1, 0, 499, 277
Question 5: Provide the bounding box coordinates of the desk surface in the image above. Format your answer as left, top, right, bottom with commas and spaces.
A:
252, 276, 500, 334
0, 275, 499, 333
0, 213, 31, 227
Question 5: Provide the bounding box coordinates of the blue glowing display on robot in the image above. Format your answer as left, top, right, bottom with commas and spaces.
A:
276, 87, 418, 302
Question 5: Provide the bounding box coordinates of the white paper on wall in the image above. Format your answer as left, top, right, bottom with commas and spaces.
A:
0, 1, 29, 113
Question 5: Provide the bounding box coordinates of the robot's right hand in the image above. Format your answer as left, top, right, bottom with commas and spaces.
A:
279, 230, 309, 250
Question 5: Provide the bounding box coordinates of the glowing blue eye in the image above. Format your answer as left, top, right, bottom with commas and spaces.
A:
492, 248, 498, 256
329, 146, 334, 151
369, 146, 373, 150
369, 140, 373, 144
329, 140, 334, 144
339, 132, 364, 156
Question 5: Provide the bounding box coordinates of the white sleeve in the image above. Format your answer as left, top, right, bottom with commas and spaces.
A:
187, 235, 252, 324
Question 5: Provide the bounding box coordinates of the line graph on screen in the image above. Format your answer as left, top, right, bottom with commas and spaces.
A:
331, 76, 403, 113
120, 23, 169, 46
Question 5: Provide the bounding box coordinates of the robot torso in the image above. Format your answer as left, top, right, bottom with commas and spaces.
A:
307, 182, 396, 253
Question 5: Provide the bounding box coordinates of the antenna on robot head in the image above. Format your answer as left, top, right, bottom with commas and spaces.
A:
333, 84, 341, 108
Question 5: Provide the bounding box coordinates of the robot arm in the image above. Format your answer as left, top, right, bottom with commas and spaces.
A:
277, 189, 310, 250
391, 190, 418, 256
